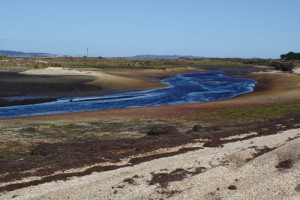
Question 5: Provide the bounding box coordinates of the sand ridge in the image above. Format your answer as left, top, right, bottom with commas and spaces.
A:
20, 67, 91, 76
19, 66, 200, 95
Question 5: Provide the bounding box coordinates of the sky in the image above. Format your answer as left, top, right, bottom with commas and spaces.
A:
0, 0, 299, 58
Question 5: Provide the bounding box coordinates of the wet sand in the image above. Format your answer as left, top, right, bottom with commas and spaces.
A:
0, 67, 198, 106
6, 68, 299, 123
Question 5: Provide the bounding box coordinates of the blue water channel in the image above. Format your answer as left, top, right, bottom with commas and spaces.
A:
0, 71, 256, 118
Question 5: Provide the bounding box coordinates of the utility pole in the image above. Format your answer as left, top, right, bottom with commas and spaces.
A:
87, 48, 89, 57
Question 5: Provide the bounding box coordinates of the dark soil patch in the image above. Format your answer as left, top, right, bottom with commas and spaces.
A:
129, 147, 202, 165
228, 185, 237, 190
192, 125, 203, 132
0, 164, 129, 192
147, 124, 179, 136
148, 167, 206, 188
0, 97, 57, 107
246, 146, 276, 162
158, 189, 182, 198
202, 117, 300, 148
123, 178, 138, 185
0, 72, 101, 106
0, 136, 193, 176
149, 169, 188, 188
276, 159, 293, 169
0, 136, 199, 192
286, 135, 300, 141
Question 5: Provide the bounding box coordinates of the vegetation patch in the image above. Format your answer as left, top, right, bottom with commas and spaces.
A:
0, 56, 255, 70
90, 122, 124, 132
0, 150, 30, 160
271, 62, 294, 72
0, 141, 35, 160
228, 185, 237, 190
148, 167, 205, 188
198, 101, 300, 125
280, 52, 300, 60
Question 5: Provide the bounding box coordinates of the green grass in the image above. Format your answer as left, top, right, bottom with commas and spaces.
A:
18, 122, 132, 141
92, 122, 123, 132
1, 56, 256, 70
198, 101, 300, 125
2, 56, 299, 70
57, 57, 254, 69
51, 123, 85, 130
20, 127, 45, 139
0, 151, 30, 160
0, 140, 35, 160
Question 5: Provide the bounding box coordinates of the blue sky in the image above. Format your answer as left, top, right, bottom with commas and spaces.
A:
1, 0, 299, 58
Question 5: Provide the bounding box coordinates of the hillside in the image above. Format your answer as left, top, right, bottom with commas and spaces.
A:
126, 54, 200, 60
0, 50, 56, 57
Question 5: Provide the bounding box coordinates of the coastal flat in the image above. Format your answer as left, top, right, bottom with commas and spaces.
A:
2, 0, 300, 198
4, 67, 299, 122
0, 65, 300, 199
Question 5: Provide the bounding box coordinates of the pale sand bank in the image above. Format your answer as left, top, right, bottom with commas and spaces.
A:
294, 67, 300, 74
2, 126, 299, 200
20, 67, 91, 76
20, 66, 200, 94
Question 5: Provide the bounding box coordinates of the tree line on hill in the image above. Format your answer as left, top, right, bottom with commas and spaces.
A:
0, 50, 56, 57
275, 51, 300, 72
280, 52, 300, 60
242, 51, 298, 72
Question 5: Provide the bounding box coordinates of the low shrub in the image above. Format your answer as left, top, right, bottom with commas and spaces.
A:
271, 62, 294, 72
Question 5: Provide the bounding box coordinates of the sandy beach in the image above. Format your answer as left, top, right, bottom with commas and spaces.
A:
0, 65, 300, 199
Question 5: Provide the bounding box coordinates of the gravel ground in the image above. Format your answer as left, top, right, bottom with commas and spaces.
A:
1, 127, 299, 200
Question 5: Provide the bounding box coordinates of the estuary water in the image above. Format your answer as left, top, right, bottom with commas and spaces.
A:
0, 71, 256, 118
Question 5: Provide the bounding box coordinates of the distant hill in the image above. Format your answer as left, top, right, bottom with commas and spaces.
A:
125, 55, 200, 60
0, 50, 56, 57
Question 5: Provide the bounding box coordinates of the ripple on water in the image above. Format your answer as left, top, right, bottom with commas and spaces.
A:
0, 71, 256, 118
